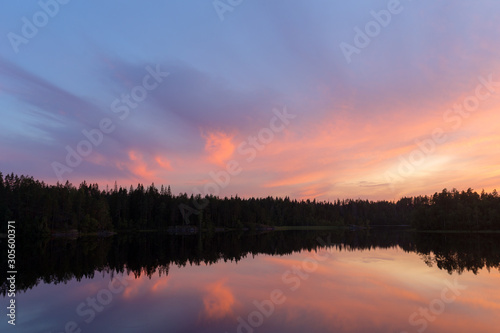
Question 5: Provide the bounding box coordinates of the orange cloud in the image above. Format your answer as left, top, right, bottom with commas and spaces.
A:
203, 131, 235, 167
264, 170, 327, 188
127, 150, 154, 179
155, 156, 173, 171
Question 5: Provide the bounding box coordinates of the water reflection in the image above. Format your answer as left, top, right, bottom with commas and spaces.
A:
1, 230, 499, 332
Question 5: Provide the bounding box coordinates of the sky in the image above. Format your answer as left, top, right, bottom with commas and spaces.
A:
0, 0, 499, 201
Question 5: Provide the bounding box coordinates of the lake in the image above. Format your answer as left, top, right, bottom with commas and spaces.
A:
1, 230, 499, 333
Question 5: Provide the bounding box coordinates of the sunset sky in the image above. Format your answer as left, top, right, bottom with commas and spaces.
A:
1, 0, 499, 200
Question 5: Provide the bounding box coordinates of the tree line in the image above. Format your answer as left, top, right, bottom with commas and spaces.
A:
0, 172, 499, 236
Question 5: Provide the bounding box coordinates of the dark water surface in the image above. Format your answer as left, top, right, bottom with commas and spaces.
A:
1, 230, 499, 333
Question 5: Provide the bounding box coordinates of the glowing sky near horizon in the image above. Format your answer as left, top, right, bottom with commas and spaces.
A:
0, 0, 499, 200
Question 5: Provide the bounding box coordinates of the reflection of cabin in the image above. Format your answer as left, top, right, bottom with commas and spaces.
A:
167, 225, 198, 235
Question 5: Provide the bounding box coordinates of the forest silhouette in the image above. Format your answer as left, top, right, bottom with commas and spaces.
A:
1, 173, 499, 235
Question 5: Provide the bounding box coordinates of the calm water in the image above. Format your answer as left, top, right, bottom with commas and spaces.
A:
1, 231, 499, 333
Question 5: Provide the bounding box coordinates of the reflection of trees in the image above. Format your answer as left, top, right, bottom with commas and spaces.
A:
407, 232, 500, 275
1, 230, 499, 295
